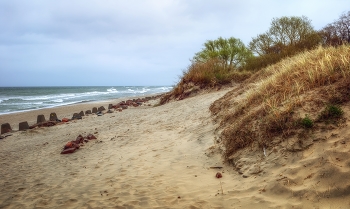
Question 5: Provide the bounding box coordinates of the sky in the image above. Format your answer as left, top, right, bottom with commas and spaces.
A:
0, 0, 348, 87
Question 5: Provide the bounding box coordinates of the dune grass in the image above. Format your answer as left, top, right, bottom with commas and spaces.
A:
210, 45, 350, 159
160, 59, 252, 104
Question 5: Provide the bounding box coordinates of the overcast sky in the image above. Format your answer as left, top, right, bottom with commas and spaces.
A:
0, 0, 348, 86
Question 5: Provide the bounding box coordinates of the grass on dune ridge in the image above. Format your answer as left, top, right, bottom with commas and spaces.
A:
210, 45, 350, 159
160, 59, 252, 104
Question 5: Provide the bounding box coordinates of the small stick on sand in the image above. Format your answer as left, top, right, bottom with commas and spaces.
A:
220, 179, 224, 195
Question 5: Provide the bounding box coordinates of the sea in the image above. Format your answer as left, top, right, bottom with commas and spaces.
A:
0, 86, 172, 115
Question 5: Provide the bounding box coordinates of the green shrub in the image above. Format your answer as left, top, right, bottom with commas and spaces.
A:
300, 115, 313, 128
318, 104, 344, 121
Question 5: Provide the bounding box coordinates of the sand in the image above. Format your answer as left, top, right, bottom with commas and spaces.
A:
1, 88, 350, 208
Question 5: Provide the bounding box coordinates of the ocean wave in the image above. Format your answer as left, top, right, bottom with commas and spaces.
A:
157, 86, 173, 91
0, 86, 172, 115
107, 87, 118, 92
52, 99, 63, 103
23, 93, 76, 101
0, 102, 44, 106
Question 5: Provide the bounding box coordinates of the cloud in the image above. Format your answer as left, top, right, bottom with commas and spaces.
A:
0, 0, 348, 86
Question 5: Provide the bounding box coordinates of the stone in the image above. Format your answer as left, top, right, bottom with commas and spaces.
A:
107, 109, 113, 113
86, 134, 97, 140
79, 111, 84, 116
92, 107, 98, 113
49, 113, 58, 121
108, 104, 113, 109
61, 147, 76, 154
98, 106, 106, 111
19, 121, 29, 131
1, 123, 12, 134
72, 113, 82, 120
215, 172, 223, 178
126, 100, 133, 105
64, 141, 74, 149
62, 118, 70, 122
75, 135, 84, 144
113, 104, 121, 109
29, 121, 57, 129
37, 115, 46, 123
85, 110, 92, 115
121, 105, 128, 109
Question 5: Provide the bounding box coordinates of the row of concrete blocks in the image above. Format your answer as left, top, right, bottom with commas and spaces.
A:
1, 105, 111, 134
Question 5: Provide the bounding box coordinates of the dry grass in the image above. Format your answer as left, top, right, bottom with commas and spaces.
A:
210, 45, 350, 159
160, 59, 252, 104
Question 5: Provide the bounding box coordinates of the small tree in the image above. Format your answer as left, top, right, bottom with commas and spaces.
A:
320, 11, 350, 46
193, 37, 252, 70
246, 16, 321, 71
249, 16, 319, 56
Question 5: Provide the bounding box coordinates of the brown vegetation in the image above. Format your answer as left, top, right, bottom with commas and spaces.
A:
159, 59, 252, 104
210, 45, 350, 159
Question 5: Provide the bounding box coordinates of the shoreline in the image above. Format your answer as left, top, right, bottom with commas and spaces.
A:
0, 92, 165, 131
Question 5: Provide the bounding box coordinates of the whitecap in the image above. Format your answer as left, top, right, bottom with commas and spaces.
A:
107, 87, 117, 92
53, 99, 63, 103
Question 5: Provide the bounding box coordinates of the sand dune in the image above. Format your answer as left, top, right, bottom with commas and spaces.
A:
1, 88, 350, 208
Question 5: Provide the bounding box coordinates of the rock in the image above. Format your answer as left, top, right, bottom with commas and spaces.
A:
121, 105, 128, 109
62, 118, 70, 123
107, 109, 114, 113
19, 121, 29, 131
126, 100, 133, 105
97, 111, 103, 116
79, 111, 85, 117
37, 115, 46, 123
113, 104, 121, 109
72, 113, 82, 120
98, 106, 105, 111
61, 147, 76, 154
92, 107, 98, 114
85, 110, 92, 115
216, 172, 222, 178
49, 113, 58, 121
38, 121, 57, 128
74, 135, 84, 144
64, 141, 74, 149
108, 104, 113, 109
1, 123, 12, 134
86, 134, 97, 140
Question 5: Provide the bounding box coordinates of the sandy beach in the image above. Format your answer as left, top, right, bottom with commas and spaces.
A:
1, 88, 350, 208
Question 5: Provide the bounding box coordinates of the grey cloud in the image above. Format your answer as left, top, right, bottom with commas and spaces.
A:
0, 0, 348, 86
